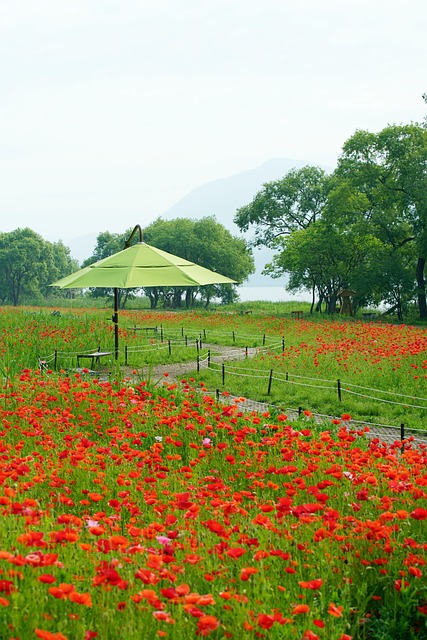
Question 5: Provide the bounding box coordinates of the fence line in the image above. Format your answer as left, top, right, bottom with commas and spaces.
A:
343, 380, 427, 402
39, 339, 427, 413
204, 390, 427, 449
202, 359, 427, 411
37, 329, 427, 439
343, 388, 427, 410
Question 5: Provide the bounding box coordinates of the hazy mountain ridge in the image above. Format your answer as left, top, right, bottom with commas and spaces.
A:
67, 158, 323, 286
162, 158, 308, 231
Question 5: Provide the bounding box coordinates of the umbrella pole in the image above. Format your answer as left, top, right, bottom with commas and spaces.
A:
113, 288, 119, 359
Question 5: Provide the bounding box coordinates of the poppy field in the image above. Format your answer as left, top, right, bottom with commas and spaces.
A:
1, 307, 427, 639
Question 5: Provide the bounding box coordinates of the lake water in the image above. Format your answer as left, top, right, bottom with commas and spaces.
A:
237, 286, 311, 303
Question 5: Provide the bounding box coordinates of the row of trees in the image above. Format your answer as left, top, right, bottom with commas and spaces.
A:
0, 228, 77, 306
0, 218, 254, 308
235, 121, 427, 319
2, 111, 425, 316
83, 216, 255, 308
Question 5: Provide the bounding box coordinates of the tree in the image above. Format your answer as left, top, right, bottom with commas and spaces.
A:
265, 218, 381, 313
233, 124, 426, 317
143, 216, 254, 308
335, 124, 427, 318
234, 165, 330, 248
0, 228, 76, 305
82, 230, 132, 265
358, 242, 416, 320
82, 218, 254, 309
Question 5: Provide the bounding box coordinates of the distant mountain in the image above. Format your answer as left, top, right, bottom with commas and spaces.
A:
163, 158, 309, 232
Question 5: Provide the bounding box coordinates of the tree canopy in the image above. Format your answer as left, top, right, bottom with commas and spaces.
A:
83, 217, 254, 309
234, 166, 330, 247
235, 122, 427, 318
0, 228, 76, 306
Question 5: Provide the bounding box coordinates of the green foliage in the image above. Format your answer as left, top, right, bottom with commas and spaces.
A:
143, 216, 255, 308
234, 165, 329, 247
336, 124, 427, 317
0, 228, 76, 306
235, 123, 427, 320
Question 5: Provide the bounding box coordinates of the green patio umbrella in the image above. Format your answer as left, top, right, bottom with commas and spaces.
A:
51, 225, 236, 358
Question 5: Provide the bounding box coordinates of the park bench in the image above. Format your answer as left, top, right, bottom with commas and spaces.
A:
129, 326, 158, 333
77, 348, 112, 369
362, 313, 377, 320
291, 310, 304, 319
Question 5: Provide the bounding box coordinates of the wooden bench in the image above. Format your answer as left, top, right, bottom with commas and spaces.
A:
291, 310, 304, 319
77, 349, 112, 369
129, 326, 158, 333
362, 313, 377, 320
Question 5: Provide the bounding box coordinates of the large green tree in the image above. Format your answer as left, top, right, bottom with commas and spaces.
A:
83, 218, 254, 309
235, 125, 426, 318
335, 124, 427, 317
0, 228, 75, 305
266, 217, 381, 313
144, 216, 254, 308
234, 165, 330, 248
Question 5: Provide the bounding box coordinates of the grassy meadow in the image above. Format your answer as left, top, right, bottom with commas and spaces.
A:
0, 305, 427, 639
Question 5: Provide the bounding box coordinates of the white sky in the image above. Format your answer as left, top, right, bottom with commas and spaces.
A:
1, 0, 426, 244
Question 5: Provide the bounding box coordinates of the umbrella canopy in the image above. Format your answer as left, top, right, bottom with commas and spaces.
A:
51, 225, 236, 359
53, 242, 235, 289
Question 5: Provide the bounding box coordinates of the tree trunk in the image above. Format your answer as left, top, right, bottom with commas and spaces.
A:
416, 257, 427, 319
147, 288, 159, 309
185, 289, 194, 309
310, 283, 315, 314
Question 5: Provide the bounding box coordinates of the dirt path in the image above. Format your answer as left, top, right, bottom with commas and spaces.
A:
137, 343, 259, 384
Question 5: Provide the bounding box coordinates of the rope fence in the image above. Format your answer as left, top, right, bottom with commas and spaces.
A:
202, 390, 427, 451
36, 325, 427, 445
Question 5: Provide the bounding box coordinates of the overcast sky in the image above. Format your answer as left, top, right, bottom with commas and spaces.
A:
1, 0, 426, 244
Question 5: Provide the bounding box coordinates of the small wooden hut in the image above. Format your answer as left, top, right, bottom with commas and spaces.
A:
337, 289, 357, 316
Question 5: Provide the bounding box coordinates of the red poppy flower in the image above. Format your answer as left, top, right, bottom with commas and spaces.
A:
38, 574, 56, 584
410, 508, 427, 520
35, 630, 69, 640
298, 579, 323, 590
292, 604, 310, 614
327, 602, 343, 617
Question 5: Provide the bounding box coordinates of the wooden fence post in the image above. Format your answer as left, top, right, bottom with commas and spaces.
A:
267, 369, 273, 395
